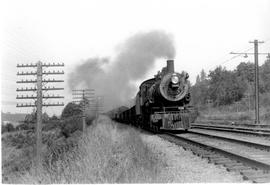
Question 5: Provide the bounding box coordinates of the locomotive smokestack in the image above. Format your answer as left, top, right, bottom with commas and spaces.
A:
167, 59, 174, 73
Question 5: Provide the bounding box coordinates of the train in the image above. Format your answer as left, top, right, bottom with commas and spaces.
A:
109, 59, 198, 132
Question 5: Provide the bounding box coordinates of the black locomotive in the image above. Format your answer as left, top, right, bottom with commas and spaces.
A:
109, 59, 197, 132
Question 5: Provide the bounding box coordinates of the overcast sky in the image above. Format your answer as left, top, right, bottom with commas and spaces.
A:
1, 0, 270, 115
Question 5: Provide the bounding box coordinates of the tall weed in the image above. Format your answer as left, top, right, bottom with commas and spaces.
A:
3, 116, 165, 183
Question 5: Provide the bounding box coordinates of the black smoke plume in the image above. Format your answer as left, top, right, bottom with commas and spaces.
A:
68, 30, 175, 110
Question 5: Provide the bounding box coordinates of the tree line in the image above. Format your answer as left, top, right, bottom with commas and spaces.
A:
191, 58, 270, 107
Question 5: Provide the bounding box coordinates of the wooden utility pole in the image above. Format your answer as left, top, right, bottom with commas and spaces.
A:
230, 40, 268, 124
72, 89, 95, 133
89, 96, 104, 123
36, 61, 43, 169
249, 40, 263, 124
16, 61, 64, 171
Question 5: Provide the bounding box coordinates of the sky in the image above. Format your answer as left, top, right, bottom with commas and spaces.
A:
1, 0, 270, 116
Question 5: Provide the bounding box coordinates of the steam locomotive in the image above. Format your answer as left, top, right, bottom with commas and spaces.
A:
110, 60, 197, 132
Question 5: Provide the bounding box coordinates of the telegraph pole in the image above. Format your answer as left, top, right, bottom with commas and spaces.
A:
230, 40, 268, 124
16, 61, 64, 171
36, 61, 42, 169
249, 40, 263, 124
90, 96, 104, 123
72, 89, 95, 133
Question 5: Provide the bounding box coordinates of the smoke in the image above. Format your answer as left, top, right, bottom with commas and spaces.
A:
68, 30, 175, 110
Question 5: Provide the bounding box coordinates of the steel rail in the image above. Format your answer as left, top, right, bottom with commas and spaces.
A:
188, 130, 270, 151
191, 124, 270, 136
164, 132, 270, 171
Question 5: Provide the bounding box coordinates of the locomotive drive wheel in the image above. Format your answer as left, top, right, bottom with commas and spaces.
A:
155, 125, 160, 133
151, 125, 159, 134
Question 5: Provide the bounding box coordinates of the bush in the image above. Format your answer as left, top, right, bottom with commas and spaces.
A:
2, 123, 15, 133
2, 128, 64, 182
60, 116, 83, 138
15, 123, 34, 131
60, 115, 95, 138
4, 116, 165, 184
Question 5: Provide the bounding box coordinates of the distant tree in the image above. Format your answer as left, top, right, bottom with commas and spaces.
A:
50, 114, 59, 120
236, 62, 254, 83
192, 60, 270, 108
2, 123, 15, 133
43, 112, 50, 123
208, 66, 245, 106
61, 102, 82, 119
260, 59, 270, 93
24, 113, 36, 123
191, 69, 209, 105
24, 111, 50, 123
195, 75, 200, 84
200, 69, 207, 81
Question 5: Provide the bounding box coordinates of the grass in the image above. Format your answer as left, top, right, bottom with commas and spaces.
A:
2, 116, 165, 183
198, 104, 270, 124
197, 93, 270, 124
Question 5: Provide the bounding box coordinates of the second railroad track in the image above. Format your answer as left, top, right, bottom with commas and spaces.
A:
159, 129, 270, 183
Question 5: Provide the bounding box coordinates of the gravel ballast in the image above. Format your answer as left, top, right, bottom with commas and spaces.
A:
141, 133, 245, 183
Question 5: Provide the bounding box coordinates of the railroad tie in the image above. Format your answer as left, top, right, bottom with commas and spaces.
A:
208, 156, 227, 160
226, 165, 252, 172
241, 170, 270, 177
220, 161, 240, 166
213, 159, 235, 165
224, 163, 247, 168
201, 154, 221, 158
251, 176, 270, 183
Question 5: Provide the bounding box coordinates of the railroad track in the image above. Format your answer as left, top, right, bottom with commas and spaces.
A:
159, 131, 270, 183
191, 123, 270, 136
189, 129, 270, 151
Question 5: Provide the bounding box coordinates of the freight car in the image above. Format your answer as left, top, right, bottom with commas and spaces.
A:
112, 59, 198, 132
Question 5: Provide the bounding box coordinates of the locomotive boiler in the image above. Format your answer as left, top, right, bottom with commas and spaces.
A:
112, 59, 197, 132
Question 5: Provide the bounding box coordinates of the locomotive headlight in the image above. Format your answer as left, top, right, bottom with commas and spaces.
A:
171, 74, 179, 84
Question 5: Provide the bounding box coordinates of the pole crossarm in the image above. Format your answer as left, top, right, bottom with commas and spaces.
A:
230, 52, 269, 55
16, 87, 64, 91
17, 80, 38, 83
17, 79, 64, 83
249, 41, 264, 44
72, 100, 95, 103
43, 102, 65, 106
42, 95, 65, 99
42, 71, 64, 75
17, 71, 64, 76
16, 103, 36, 107
42, 79, 64, 83
72, 96, 93, 99
42, 63, 64, 67
17, 72, 37, 75
16, 95, 36, 99
16, 102, 64, 107
16, 95, 64, 99
17, 64, 37, 67
72, 93, 95, 95
72, 89, 94, 91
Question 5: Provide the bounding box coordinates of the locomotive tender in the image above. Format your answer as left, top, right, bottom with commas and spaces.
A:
112, 59, 197, 132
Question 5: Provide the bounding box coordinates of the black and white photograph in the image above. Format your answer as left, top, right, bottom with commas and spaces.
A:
1, 0, 270, 183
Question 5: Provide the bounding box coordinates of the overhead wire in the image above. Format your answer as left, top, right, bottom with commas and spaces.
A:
206, 38, 270, 72
205, 46, 254, 72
